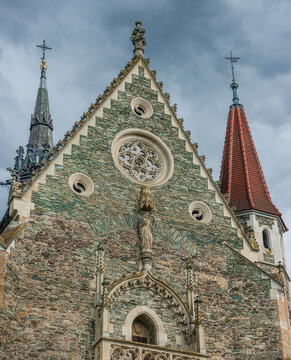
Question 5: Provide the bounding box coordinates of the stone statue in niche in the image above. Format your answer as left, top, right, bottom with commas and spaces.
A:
138, 186, 155, 271
139, 212, 153, 250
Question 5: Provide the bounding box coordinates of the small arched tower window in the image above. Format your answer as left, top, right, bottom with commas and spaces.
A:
262, 229, 271, 249
132, 314, 156, 345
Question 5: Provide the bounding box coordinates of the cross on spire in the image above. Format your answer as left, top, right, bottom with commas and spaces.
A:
36, 40, 52, 79
36, 40, 52, 60
225, 51, 240, 83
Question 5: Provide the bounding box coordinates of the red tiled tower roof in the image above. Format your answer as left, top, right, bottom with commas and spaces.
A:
220, 86, 281, 217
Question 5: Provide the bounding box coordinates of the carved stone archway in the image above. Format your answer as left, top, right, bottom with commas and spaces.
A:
123, 305, 167, 346
107, 271, 190, 335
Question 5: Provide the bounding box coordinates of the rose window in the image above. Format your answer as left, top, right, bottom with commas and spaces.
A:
112, 129, 174, 186
118, 141, 161, 182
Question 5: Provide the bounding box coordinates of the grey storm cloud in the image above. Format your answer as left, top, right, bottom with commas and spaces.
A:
0, 0, 290, 268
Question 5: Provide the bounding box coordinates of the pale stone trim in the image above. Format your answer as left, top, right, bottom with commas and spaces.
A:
122, 305, 167, 346
4, 240, 15, 253
193, 153, 200, 166
223, 205, 230, 217
171, 116, 178, 127
176, 334, 182, 346
200, 167, 207, 179
130, 97, 153, 118
9, 198, 34, 218
270, 286, 285, 302
189, 201, 212, 224
207, 180, 215, 192
68, 172, 95, 197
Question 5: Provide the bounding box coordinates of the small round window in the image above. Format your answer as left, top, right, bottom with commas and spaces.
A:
68, 173, 94, 197
189, 201, 212, 223
131, 98, 153, 119
72, 181, 86, 194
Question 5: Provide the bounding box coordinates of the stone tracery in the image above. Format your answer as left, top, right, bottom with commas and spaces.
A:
118, 141, 161, 183
110, 342, 204, 360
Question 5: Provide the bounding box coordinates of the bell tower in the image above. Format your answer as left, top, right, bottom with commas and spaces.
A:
220, 52, 288, 273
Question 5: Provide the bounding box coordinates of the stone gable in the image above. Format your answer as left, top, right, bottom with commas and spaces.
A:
0, 56, 289, 359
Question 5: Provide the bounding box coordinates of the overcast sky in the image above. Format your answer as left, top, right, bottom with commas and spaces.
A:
0, 0, 290, 270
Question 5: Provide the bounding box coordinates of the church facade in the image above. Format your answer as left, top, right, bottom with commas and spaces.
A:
0, 22, 290, 360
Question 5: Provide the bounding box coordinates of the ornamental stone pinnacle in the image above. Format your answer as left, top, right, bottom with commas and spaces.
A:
131, 20, 147, 56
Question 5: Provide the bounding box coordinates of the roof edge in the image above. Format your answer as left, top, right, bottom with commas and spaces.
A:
223, 241, 284, 288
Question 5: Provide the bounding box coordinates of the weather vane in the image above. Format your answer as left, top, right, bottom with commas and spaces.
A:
36, 40, 52, 60
225, 51, 240, 83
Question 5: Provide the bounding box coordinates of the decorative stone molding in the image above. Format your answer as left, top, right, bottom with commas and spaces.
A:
131, 97, 153, 119
94, 338, 208, 360
188, 202, 212, 224
139, 187, 155, 212
193, 297, 206, 355
122, 305, 167, 346
95, 245, 105, 305
68, 172, 94, 197
111, 129, 174, 186
107, 272, 190, 334
186, 263, 195, 319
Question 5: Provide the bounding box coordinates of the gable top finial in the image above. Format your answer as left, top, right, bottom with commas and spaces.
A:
131, 20, 147, 57
36, 40, 52, 79
225, 51, 240, 105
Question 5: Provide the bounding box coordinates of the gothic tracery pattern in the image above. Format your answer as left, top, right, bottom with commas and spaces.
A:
110, 343, 202, 360
118, 141, 161, 183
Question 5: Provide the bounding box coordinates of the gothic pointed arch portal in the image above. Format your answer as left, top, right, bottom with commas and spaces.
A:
107, 271, 190, 336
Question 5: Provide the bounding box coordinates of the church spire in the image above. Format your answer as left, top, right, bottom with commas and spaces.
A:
13, 40, 54, 181
29, 40, 53, 150
219, 54, 282, 218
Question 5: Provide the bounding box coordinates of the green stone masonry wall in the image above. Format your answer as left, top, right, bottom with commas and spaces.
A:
0, 64, 282, 359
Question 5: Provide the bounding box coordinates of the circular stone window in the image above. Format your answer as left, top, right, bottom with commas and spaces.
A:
189, 201, 212, 223
68, 173, 94, 197
131, 97, 153, 119
111, 129, 174, 186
